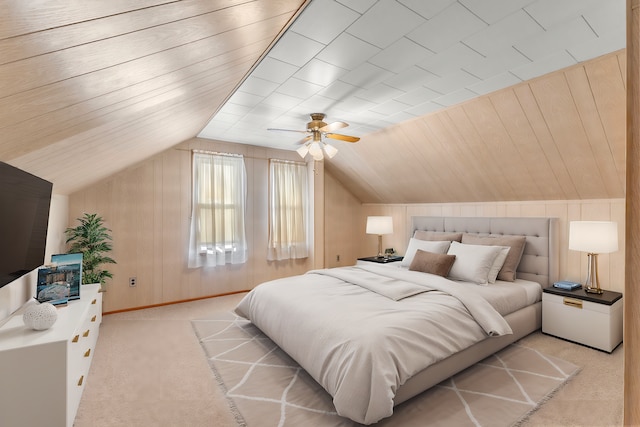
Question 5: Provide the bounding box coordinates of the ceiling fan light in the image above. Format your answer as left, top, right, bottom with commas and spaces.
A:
296, 144, 309, 158
323, 143, 338, 158
308, 142, 323, 158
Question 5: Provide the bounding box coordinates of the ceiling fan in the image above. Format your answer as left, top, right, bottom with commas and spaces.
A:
268, 113, 360, 160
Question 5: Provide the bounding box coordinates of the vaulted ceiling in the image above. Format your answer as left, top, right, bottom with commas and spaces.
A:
0, 0, 627, 204
0, 0, 307, 195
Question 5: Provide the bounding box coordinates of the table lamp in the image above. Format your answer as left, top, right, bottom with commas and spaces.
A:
568, 221, 618, 294
366, 216, 393, 258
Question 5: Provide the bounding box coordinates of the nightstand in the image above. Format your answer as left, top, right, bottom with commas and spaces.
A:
542, 286, 623, 353
357, 256, 403, 264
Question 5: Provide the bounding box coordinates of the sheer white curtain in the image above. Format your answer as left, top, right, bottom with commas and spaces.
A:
268, 159, 309, 260
188, 151, 247, 268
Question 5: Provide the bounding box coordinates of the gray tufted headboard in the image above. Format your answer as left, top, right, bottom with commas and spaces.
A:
410, 216, 559, 288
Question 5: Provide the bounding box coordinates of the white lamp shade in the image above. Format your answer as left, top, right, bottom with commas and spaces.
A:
569, 221, 618, 253
296, 144, 309, 158
366, 216, 393, 235
323, 143, 338, 158
308, 142, 322, 156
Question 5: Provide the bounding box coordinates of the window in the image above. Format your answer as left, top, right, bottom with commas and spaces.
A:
188, 151, 247, 267
268, 159, 309, 260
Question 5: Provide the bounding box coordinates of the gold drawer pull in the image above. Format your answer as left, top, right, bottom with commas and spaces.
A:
84, 349, 91, 358
72, 335, 79, 343
83, 329, 90, 337
91, 315, 97, 322
77, 376, 84, 386
92, 299, 97, 305
563, 297, 583, 309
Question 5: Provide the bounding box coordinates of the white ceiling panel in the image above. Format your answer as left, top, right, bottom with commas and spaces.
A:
433, 88, 478, 107
198, 0, 626, 153
397, 0, 456, 20
467, 72, 522, 96
277, 77, 323, 99
460, 0, 534, 25
569, 33, 626, 63
370, 99, 411, 115
262, 92, 303, 109
336, 0, 376, 14
369, 37, 434, 73
525, 0, 604, 29
251, 57, 299, 84
407, 3, 486, 53
463, 10, 543, 56
294, 59, 347, 86
290, 0, 361, 44
418, 43, 484, 77
267, 31, 326, 67
514, 17, 597, 61
355, 83, 405, 103
238, 76, 280, 97
425, 69, 480, 94
346, 1, 425, 49
395, 86, 441, 106
316, 32, 380, 70
384, 66, 439, 92
339, 62, 394, 89
463, 47, 530, 80
510, 50, 577, 81
226, 91, 264, 108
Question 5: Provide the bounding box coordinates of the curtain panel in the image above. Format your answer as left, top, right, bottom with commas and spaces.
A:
268, 159, 309, 261
188, 151, 247, 268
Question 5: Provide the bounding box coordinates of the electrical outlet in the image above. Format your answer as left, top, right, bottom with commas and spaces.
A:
129, 277, 137, 287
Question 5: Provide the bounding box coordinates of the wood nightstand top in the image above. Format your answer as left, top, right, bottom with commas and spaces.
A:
357, 256, 403, 263
543, 286, 622, 306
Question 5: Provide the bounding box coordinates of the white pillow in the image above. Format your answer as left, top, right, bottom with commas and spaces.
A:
446, 241, 505, 285
487, 246, 510, 283
401, 238, 451, 267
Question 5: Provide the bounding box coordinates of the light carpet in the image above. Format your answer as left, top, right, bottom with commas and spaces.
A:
192, 312, 580, 427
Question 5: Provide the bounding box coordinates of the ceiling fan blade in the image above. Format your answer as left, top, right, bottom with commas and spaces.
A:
296, 135, 312, 145
319, 121, 348, 133
267, 128, 308, 134
325, 133, 360, 143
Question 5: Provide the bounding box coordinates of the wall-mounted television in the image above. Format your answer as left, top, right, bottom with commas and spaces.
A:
0, 162, 53, 289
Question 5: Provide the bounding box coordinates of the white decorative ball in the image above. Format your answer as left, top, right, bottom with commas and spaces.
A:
23, 302, 58, 330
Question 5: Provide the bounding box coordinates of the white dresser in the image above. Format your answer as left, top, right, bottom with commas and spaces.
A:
0, 283, 102, 427
542, 286, 623, 353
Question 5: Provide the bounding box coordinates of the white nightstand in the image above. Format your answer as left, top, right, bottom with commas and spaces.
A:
542, 287, 623, 353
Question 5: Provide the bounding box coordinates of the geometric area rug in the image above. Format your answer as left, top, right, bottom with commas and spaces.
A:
192, 312, 580, 427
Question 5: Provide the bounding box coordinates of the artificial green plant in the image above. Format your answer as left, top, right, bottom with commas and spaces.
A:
65, 213, 116, 289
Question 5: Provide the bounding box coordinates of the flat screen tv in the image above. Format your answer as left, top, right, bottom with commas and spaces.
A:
0, 162, 53, 289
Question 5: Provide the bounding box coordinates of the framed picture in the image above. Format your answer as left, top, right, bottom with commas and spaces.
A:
50, 253, 83, 300
36, 266, 70, 305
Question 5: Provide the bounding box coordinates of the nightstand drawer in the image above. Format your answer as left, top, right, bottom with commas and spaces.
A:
542, 291, 623, 352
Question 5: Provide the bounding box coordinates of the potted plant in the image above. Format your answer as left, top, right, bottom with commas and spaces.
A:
65, 213, 116, 291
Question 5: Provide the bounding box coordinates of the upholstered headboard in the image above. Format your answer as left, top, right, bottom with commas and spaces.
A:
410, 216, 559, 288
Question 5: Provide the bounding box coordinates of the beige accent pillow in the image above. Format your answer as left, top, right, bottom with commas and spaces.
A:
461, 234, 527, 282
413, 230, 463, 242
409, 249, 456, 277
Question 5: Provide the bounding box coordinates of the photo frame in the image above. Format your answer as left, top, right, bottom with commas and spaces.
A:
50, 253, 83, 300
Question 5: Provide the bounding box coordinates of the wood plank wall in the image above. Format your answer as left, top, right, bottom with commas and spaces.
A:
326, 50, 626, 205
625, 0, 640, 422
68, 138, 314, 312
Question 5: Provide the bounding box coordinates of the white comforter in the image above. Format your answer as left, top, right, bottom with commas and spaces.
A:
234, 264, 515, 424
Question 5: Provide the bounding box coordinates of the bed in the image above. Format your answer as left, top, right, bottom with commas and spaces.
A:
235, 216, 559, 425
